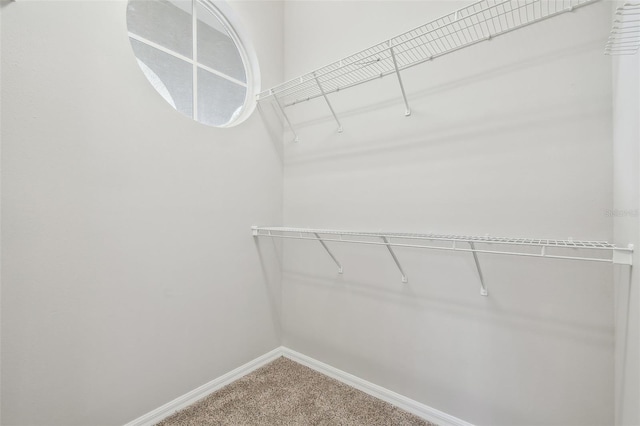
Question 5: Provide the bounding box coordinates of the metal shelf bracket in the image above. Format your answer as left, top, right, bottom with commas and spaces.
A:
313, 232, 344, 274
469, 242, 488, 296
313, 72, 343, 133
388, 41, 411, 117
382, 236, 408, 283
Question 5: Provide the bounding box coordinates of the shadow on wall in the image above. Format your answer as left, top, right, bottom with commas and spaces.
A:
278, 252, 616, 424
281, 267, 614, 348
282, 96, 609, 168
257, 101, 284, 165
254, 237, 284, 339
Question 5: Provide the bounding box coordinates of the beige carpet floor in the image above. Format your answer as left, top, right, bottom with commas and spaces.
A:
156, 356, 435, 426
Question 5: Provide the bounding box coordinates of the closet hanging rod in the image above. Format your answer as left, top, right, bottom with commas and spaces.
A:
258, 0, 599, 110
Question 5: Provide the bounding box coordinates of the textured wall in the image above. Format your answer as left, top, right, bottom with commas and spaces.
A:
0, 1, 283, 425
280, 1, 614, 425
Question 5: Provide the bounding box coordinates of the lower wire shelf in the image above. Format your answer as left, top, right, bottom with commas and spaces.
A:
252, 226, 633, 296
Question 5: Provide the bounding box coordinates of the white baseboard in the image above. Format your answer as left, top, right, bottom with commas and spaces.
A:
280, 347, 474, 426
124, 346, 473, 426
123, 347, 283, 426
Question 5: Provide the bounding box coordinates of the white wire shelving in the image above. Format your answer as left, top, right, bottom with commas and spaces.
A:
605, 2, 640, 55
257, 0, 600, 141
252, 226, 633, 296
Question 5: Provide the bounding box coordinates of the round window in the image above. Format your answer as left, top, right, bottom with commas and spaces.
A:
126, 0, 260, 127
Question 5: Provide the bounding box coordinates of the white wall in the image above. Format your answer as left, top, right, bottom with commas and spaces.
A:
612, 0, 640, 422
1, 1, 628, 425
280, 1, 615, 425
0, 2, 3, 424
0, 1, 283, 425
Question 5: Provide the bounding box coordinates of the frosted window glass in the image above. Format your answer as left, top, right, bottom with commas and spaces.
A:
136, 60, 177, 109
126, 0, 259, 127
127, 0, 193, 58
131, 39, 193, 118
197, 68, 246, 127
197, 2, 246, 83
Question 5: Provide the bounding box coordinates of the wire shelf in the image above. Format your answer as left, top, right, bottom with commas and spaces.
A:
253, 226, 628, 257
605, 2, 640, 55
253, 226, 632, 295
258, 0, 598, 109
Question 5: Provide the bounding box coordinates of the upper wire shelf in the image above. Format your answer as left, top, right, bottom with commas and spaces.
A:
257, 0, 599, 140
605, 2, 640, 55
255, 226, 619, 250
252, 226, 633, 296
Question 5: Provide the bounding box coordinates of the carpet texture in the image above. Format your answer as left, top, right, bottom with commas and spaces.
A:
156, 356, 435, 426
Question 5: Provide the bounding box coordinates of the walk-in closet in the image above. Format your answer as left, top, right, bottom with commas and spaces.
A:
1, 0, 638, 425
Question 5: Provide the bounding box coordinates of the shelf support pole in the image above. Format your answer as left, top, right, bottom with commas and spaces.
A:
389, 41, 411, 117
313, 72, 343, 133
273, 93, 299, 142
381, 236, 408, 283
314, 232, 343, 274
469, 242, 488, 296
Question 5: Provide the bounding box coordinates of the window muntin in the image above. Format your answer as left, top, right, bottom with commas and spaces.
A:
126, 0, 257, 127
130, 38, 194, 117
